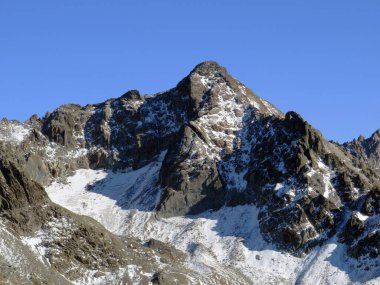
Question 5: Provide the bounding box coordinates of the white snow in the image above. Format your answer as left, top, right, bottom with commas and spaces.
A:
274, 183, 284, 191
193, 73, 261, 192
139, 91, 184, 137
306, 167, 317, 177
274, 183, 295, 198
21, 216, 77, 265
318, 160, 337, 199
305, 160, 337, 199
0, 219, 69, 283
356, 212, 369, 222
197, 73, 246, 158
0, 220, 34, 271
19, 215, 130, 285
48, 169, 301, 283
0, 121, 30, 144
44, 156, 380, 284
74, 268, 128, 285
46, 151, 165, 234
45, 143, 58, 161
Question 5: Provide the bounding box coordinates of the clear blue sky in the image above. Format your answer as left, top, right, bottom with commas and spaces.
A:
1, 1, 379, 142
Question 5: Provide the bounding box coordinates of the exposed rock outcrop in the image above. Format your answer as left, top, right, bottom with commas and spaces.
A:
343, 129, 380, 174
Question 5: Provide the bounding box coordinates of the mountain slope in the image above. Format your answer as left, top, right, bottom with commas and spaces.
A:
45, 161, 380, 285
0, 148, 215, 284
1, 61, 380, 284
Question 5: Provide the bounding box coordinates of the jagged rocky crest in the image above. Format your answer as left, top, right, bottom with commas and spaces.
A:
344, 129, 380, 173
1, 61, 380, 284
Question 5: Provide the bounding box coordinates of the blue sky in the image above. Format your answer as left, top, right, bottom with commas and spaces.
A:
1, 1, 379, 142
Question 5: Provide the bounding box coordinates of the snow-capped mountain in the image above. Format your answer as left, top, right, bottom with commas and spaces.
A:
1, 61, 380, 284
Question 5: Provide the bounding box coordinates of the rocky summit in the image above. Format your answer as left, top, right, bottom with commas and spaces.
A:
1, 61, 380, 285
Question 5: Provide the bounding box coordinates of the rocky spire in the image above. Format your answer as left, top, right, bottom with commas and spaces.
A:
189, 60, 227, 76
370, 129, 380, 141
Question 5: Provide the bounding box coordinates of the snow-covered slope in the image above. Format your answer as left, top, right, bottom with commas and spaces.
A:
46, 160, 380, 285
0, 120, 31, 144
47, 151, 166, 235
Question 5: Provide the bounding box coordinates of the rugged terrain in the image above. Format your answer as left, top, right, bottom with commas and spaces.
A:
343, 130, 380, 174
1, 61, 380, 284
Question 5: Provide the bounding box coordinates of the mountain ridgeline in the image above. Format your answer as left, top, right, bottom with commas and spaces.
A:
1, 61, 380, 284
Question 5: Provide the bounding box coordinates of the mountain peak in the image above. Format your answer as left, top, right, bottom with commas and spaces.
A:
358, 135, 366, 142
190, 61, 227, 76
2, 62, 380, 284
121, 89, 141, 100
370, 129, 380, 141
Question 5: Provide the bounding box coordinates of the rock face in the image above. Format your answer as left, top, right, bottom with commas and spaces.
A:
0, 156, 49, 233
343, 129, 380, 173
1, 61, 380, 284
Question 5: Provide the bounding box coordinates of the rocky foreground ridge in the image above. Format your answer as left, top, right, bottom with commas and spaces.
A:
1, 61, 380, 284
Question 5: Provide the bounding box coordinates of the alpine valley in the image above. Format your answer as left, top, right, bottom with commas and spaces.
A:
1, 61, 380, 285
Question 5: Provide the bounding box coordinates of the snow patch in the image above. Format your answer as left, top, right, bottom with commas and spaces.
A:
356, 212, 369, 221
46, 151, 166, 234
0, 121, 31, 144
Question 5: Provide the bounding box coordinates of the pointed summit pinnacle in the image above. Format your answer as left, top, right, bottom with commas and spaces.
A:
190, 61, 227, 76
370, 129, 380, 141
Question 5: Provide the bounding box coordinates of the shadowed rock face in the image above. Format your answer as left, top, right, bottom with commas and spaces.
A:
0, 157, 49, 233
1, 60, 380, 270
158, 125, 227, 216
0, 156, 128, 278
42, 104, 85, 149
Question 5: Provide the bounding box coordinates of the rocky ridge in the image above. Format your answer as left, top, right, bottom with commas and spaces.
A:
343, 129, 380, 173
